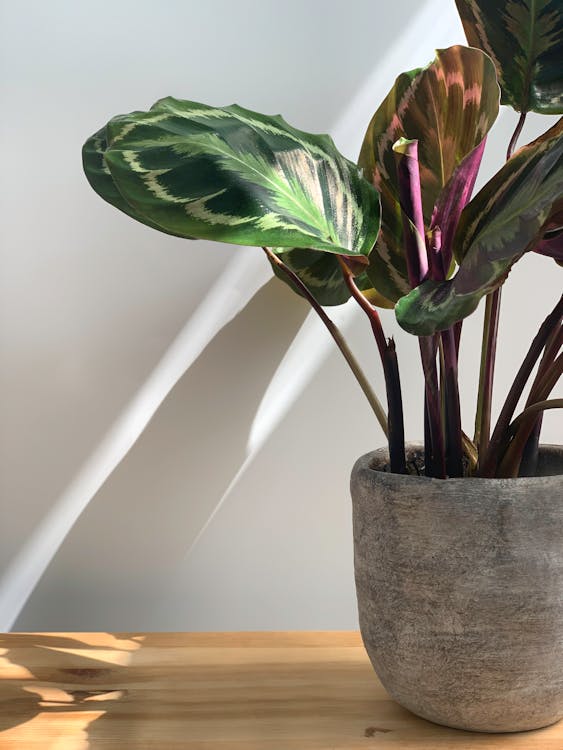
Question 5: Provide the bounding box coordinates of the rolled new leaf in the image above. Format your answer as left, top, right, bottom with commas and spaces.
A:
358, 45, 500, 302
83, 97, 380, 260
395, 118, 563, 335
455, 0, 563, 114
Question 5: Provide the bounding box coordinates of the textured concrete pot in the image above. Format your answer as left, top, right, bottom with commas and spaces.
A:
351, 444, 563, 733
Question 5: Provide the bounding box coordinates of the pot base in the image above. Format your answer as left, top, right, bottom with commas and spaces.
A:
352, 444, 563, 734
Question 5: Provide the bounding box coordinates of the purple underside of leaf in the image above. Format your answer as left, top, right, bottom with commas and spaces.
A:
430, 138, 487, 272
535, 235, 563, 262
534, 206, 563, 262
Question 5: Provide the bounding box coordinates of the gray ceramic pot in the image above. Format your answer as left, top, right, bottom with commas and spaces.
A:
351, 444, 563, 733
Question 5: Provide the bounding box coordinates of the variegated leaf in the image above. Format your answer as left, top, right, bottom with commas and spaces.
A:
358, 46, 500, 302
270, 247, 393, 307
395, 118, 563, 335
455, 0, 563, 114
83, 98, 380, 258
82, 127, 186, 237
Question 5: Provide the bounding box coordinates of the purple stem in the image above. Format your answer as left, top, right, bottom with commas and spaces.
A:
383, 339, 407, 474
454, 320, 463, 357
419, 336, 446, 478
517, 323, 561, 477
475, 287, 502, 464
480, 295, 563, 477
519, 414, 543, 477
506, 112, 527, 161
394, 139, 447, 477
441, 327, 463, 476
339, 258, 406, 474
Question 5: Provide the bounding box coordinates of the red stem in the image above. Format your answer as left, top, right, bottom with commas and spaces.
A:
339, 257, 387, 359
339, 257, 406, 474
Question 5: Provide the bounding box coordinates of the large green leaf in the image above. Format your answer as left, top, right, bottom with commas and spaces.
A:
358, 45, 500, 302
455, 0, 563, 114
395, 118, 563, 335
83, 98, 380, 258
82, 127, 186, 237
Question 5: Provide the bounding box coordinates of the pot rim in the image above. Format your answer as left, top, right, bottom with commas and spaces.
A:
355, 442, 563, 484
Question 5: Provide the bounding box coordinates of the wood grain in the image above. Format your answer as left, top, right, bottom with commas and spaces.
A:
0, 631, 561, 749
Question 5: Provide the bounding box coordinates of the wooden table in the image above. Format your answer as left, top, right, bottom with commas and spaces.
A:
0, 631, 561, 749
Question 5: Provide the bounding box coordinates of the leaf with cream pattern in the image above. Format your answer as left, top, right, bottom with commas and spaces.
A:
455, 0, 563, 114
83, 98, 380, 259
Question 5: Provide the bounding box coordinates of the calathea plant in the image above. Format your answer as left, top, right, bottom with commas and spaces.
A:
83, 0, 563, 479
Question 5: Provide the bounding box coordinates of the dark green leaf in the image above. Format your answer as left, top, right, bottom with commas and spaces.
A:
82, 127, 186, 237
83, 98, 380, 258
455, 0, 563, 114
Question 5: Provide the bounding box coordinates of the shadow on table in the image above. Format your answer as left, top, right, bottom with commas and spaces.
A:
0, 632, 143, 736
2, 634, 552, 747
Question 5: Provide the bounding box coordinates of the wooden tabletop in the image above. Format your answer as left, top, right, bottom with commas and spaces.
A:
0, 631, 561, 749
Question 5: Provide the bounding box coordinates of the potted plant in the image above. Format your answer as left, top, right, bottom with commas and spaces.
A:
82, 0, 562, 733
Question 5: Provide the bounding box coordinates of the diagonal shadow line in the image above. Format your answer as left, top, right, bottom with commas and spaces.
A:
181, 0, 461, 558
2, 0, 459, 630
0, 248, 271, 631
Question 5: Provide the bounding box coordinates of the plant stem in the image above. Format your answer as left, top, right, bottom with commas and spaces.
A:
527, 352, 563, 404
454, 320, 463, 357
480, 295, 563, 477
474, 287, 502, 463
498, 396, 563, 478
461, 431, 479, 475
518, 325, 561, 476
338, 257, 406, 472
529, 323, 562, 397
263, 248, 388, 436
506, 111, 527, 161
474, 113, 529, 473
338, 257, 388, 358
493, 353, 563, 477
393, 139, 448, 477
419, 336, 446, 478
424, 393, 432, 474
383, 339, 407, 474
519, 414, 543, 477
441, 327, 463, 476
509, 398, 563, 435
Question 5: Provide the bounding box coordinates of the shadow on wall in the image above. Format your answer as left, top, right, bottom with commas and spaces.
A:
14, 278, 310, 631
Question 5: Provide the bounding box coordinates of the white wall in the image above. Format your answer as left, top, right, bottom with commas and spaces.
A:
1, 0, 561, 631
